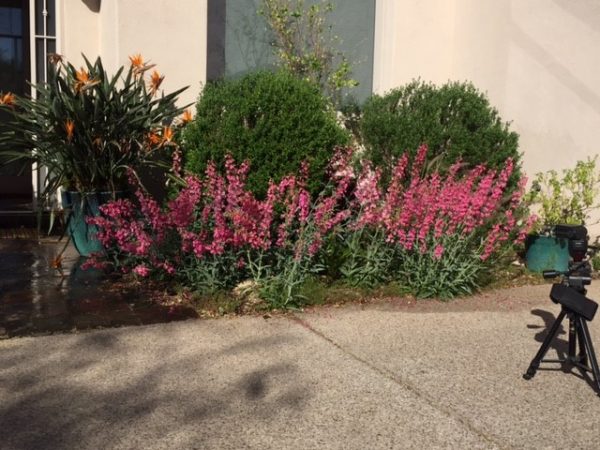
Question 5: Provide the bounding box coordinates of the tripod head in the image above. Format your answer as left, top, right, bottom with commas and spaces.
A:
542, 224, 599, 293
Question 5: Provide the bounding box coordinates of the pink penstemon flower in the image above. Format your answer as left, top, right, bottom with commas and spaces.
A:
86, 145, 532, 281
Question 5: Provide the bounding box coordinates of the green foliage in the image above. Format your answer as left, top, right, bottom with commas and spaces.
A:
0, 55, 186, 198
178, 253, 245, 295
361, 80, 521, 181
592, 254, 600, 272
259, 0, 358, 105
247, 249, 323, 310
338, 228, 396, 289
395, 234, 487, 299
525, 157, 600, 231
183, 70, 348, 197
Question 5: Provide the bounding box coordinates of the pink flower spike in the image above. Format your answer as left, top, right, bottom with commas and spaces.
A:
133, 265, 150, 277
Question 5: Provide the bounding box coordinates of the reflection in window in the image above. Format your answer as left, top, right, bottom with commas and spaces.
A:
0, 6, 22, 35
0, 4, 24, 96
0, 6, 22, 67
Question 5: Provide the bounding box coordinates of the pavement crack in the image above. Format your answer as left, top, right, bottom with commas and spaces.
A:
289, 313, 512, 450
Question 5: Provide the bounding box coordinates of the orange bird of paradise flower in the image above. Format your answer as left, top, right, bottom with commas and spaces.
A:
74, 68, 90, 92
148, 70, 164, 95
162, 126, 174, 143
0, 92, 16, 107
74, 68, 100, 93
129, 53, 144, 69
65, 119, 75, 142
129, 53, 155, 76
180, 109, 193, 125
147, 131, 162, 146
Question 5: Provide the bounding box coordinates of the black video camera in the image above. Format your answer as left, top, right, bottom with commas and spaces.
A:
553, 224, 589, 262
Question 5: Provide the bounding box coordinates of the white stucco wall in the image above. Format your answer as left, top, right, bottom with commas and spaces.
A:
60, 0, 600, 180
373, 0, 600, 181
60, 0, 100, 69
373, 0, 455, 91
114, 0, 207, 107
61, 0, 207, 107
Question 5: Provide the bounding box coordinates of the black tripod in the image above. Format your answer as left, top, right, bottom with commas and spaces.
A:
523, 276, 600, 395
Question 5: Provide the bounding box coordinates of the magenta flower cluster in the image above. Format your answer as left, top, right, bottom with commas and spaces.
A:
86, 146, 535, 278
352, 144, 536, 261
86, 153, 351, 276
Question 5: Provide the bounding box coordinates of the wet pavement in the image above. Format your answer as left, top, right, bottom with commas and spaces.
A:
0, 238, 197, 338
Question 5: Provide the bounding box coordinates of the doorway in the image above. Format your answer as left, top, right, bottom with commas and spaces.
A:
0, 0, 31, 211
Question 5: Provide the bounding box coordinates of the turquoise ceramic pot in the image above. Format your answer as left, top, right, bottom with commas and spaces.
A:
61, 191, 126, 257
525, 235, 570, 273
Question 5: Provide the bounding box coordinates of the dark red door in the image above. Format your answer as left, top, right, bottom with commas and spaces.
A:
0, 0, 31, 211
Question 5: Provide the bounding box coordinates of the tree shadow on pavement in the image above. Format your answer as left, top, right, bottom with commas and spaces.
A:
0, 327, 311, 449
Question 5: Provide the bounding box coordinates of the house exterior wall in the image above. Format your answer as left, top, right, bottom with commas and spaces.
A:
59, 0, 600, 179
115, 0, 207, 107
373, 0, 456, 91
373, 0, 600, 180
61, 0, 207, 107
60, 0, 99, 70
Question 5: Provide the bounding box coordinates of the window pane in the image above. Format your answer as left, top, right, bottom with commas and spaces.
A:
35, 0, 43, 35
0, 7, 22, 36
46, 38, 55, 75
11, 6, 21, 35
15, 36, 22, 66
47, 0, 55, 36
36, 38, 44, 82
47, 38, 55, 55
0, 7, 13, 35
0, 36, 15, 63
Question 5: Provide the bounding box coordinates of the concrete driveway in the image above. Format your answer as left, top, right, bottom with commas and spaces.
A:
2, 284, 600, 449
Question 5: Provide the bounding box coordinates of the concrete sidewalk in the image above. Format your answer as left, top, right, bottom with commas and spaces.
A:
2, 284, 600, 449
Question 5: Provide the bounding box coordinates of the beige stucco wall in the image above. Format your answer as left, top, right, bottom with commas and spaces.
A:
60, 0, 600, 178
374, 0, 600, 181
60, 0, 207, 107
114, 0, 207, 107
373, 0, 455, 90
60, 0, 100, 69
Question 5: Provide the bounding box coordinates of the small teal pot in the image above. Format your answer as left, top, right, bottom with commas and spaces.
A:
61, 191, 126, 257
525, 235, 570, 273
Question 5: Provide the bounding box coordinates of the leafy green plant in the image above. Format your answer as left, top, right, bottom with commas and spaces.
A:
90, 146, 531, 307
361, 80, 521, 184
525, 157, 600, 231
395, 233, 487, 299
259, 0, 357, 105
183, 70, 348, 197
179, 253, 245, 295
591, 254, 600, 272
0, 54, 187, 199
338, 228, 396, 289
255, 253, 320, 309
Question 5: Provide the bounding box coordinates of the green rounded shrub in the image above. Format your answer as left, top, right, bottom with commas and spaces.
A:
361, 80, 521, 180
183, 70, 349, 197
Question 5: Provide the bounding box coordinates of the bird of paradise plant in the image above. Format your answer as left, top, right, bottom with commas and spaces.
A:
0, 54, 188, 199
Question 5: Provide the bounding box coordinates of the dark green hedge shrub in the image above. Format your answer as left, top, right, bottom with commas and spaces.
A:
361, 80, 521, 180
183, 71, 349, 197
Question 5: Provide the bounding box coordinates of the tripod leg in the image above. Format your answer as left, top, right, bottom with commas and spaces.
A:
575, 318, 588, 367
524, 310, 567, 380
576, 317, 600, 395
568, 314, 577, 361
